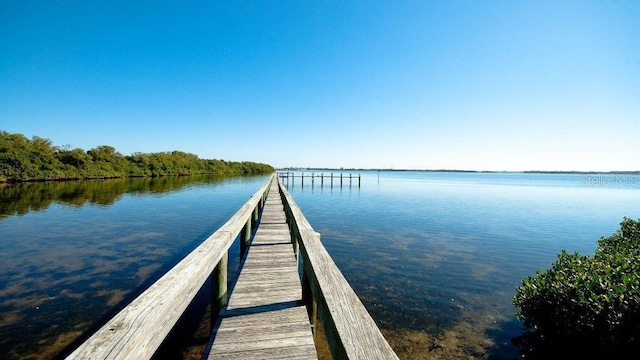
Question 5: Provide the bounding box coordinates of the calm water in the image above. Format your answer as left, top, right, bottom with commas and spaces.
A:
281, 171, 640, 358
1, 172, 639, 359
0, 175, 270, 360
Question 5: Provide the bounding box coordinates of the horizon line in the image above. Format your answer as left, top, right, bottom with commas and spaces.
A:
274, 167, 640, 174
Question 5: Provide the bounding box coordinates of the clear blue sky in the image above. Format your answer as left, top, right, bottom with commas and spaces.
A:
1, 1, 639, 171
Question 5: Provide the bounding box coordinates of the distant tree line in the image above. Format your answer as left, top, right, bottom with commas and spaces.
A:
0, 131, 274, 182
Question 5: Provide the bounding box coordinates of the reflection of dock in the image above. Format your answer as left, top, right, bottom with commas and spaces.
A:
277, 172, 361, 188
66, 174, 397, 360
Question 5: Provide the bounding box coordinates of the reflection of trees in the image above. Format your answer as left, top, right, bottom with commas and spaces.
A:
0, 175, 226, 219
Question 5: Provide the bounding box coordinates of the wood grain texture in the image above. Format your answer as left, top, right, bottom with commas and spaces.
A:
205, 181, 317, 360
67, 174, 394, 360
278, 178, 399, 360
66, 175, 275, 360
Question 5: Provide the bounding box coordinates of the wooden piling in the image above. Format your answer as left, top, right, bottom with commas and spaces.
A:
240, 218, 251, 255
212, 252, 228, 315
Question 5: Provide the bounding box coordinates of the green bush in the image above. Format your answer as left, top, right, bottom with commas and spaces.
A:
513, 217, 640, 356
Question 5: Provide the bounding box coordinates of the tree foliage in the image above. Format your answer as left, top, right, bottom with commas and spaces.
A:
513, 217, 640, 358
0, 131, 274, 182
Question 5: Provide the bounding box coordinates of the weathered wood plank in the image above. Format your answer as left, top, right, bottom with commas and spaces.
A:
211, 336, 315, 353
69, 174, 395, 360
212, 308, 311, 339
206, 345, 318, 360
278, 178, 399, 360
205, 182, 317, 360
65, 176, 275, 360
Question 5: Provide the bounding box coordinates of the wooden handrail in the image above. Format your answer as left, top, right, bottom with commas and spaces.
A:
277, 172, 362, 187
277, 178, 399, 360
66, 174, 274, 360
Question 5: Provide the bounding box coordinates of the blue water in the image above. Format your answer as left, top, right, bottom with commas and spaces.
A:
281, 170, 640, 358
0, 175, 270, 360
1, 171, 639, 359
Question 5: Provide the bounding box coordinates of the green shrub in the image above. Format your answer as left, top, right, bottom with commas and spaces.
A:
513, 217, 640, 356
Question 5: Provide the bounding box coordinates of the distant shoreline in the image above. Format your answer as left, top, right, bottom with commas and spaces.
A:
276, 168, 640, 175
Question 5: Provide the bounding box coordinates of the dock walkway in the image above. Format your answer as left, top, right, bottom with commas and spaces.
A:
205, 182, 317, 359
65, 174, 398, 360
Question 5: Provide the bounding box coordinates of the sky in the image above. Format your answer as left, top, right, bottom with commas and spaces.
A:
1, 1, 639, 171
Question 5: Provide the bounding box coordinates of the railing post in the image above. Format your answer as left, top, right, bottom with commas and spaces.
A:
292, 223, 299, 258
240, 218, 251, 255
300, 256, 316, 333
268, 182, 399, 360
253, 204, 259, 224
211, 252, 228, 326
65, 177, 274, 360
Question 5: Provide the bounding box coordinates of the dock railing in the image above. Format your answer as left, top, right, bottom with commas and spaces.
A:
277, 177, 399, 360
278, 171, 361, 188
65, 175, 274, 360
64, 173, 398, 360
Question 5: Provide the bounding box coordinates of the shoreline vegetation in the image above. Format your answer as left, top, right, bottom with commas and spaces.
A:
0, 131, 274, 183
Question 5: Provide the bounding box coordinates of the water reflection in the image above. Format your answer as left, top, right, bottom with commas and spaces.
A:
2, 171, 639, 359
0, 175, 232, 220
0, 175, 267, 360
285, 170, 640, 359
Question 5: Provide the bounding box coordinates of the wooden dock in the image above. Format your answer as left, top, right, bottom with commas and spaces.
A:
204, 181, 317, 359
65, 174, 397, 360
277, 172, 361, 188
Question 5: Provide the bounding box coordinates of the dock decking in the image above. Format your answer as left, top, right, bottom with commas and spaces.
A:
205, 182, 317, 359
65, 174, 398, 360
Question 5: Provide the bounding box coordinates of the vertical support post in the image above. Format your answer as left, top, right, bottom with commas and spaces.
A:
286, 204, 293, 233
312, 172, 314, 187
211, 252, 228, 327
302, 172, 304, 187
301, 262, 316, 333
240, 218, 251, 256
301, 232, 321, 336
311, 293, 318, 337
359, 174, 361, 187
340, 173, 343, 187
330, 173, 333, 187
292, 224, 299, 259
253, 204, 259, 224
321, 173, 324, 187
